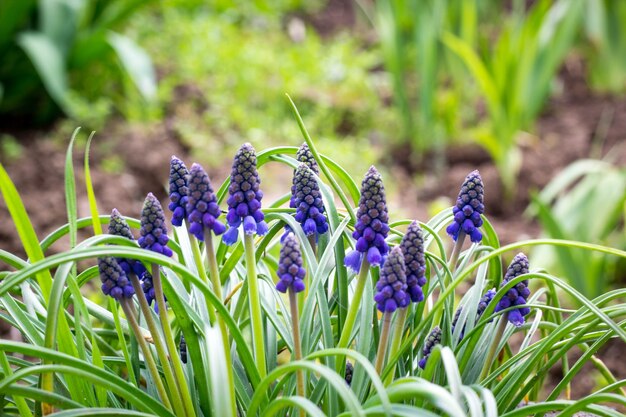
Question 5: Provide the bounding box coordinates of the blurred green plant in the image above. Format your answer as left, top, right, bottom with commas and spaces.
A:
530, 159, 626, 299
443, 0, 584, 195
583, 0, 626, 94
0, 0, 156, 124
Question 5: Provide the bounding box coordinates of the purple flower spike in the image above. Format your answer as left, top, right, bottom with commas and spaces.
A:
98, 257, 135, 300
344, 166, 390, 273
185, 163, 225, 241
495, 253, 531, 327
400, 221, 427, 303
139, 193, 173, 257
168, 156, 190, 227
285, 163, 329, 241
108, 209, 146, 277
418, 326, 442, 369
141, 270, 157, 306
223, 143, 267, 245
446, 170, 484, 243
275, 233, 306, 293
374, 246, 409, 313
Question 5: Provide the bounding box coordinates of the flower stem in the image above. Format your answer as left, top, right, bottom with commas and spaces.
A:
120, 299, 172, 411
448, 231, 466, 272
374, 311, 393, 375
244, 233, 267, 379
338, 258, 370, 349
480, 315, 508, 381
205, 231, 238, 416
288, 288, 305, 417
152, 264, 197, 417
129, 273, 186, 417
384, 307, 408, 385
190, 235, 217, 324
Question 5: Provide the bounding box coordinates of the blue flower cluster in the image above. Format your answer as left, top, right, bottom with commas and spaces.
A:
344, 166, 390, 273
141, 270, 157, 306
290, 163, 328, 238
139, 193, 173, 257
400, 221, 427, 303
446, 170, 484, 243
108, 208, 146, 277
418, 326, 442, 369
374, 246, 410, 313
223, 143, 268, 245
186, 163, 226, 240
275, 233, 306, 293
495, 253, 531, 327
168, 156, 190, 227
180, 334, 187, 364
99, 257, 134, 300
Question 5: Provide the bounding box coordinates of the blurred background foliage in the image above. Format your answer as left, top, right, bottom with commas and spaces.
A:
0, 0, 625, 298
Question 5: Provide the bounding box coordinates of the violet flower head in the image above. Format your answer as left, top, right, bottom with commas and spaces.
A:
139, 193, 173, 257
345, 361, 353, 386
400, 221, 427, 303
374, 246, 410, 313
275, 233, 306, 293
141, 270, 156, 306
180, 334, 187, 364
223, 143, 268, 245
186, 163, 226, 240
108, 209, 146, 277
418, 326, 442, 369
98, 257, 134, 300
495, 253, 531, 327
295, 143, 319, 175
344, 166, 390, 273
168, 156, 190, 227
290, 163, 328, 239
446, 170, 484, 243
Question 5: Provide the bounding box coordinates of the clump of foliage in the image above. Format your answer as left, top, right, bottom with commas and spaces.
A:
1, 100, 626, 416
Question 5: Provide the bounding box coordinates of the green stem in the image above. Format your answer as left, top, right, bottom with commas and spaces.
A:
152, 264, 197, 417
129, 273, 186, 417
244, 233, 267, 379
338, 258, 371, 349
384, 307, 409, 385
448, 231, 466, 273
190, 235, 217, 324
480, 315, 508, 381
0, 350, 32, 417
205, 231, 238, 416
120, 299, 172, 411
289, 288, 305, 417
374, 311, 393, 375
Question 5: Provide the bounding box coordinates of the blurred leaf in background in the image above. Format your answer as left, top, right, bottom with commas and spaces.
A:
0, 0, 157, 126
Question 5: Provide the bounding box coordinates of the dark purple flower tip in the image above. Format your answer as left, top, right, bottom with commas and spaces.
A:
223, 143, 265, 245
419, 326, 442, 369
179, 334, 187, 364
169, 156, 190, 227
350, 166, 389, 268
99, 257, 135, 300
447, 170, 484, 243
344, 250, 364, 273
185, 163, 224, 240
295, 143, 319, 175
374, 247, 409, 313
108, 209, 147, 277
139, 193, 172, 257
345, 361, 353, 386
495, 253, 531, 327
288, 163, 329, 240
401, 221, 426, 303
275, 233, 306, 293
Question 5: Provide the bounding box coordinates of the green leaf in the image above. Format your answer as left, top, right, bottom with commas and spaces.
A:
106, 32, 157, 100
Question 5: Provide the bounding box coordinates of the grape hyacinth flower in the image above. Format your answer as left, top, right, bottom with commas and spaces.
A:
98, 257, 134, 300
345, 362, 354, 386
141, 270, 156, 306
275, 233, 306, 294
344, 166, 390, 273
495, 253, 531, 327
400, 221, 427, 303
139, 193, 173, 257
186, 163, 226, 240
418, 326, 442, 369
446, 170, 484, 243
289, 143, 320, 209
223, 143, 268, 245
288, 163, 328, 240
374, 246, 410, 312
108, 209, 146, 277
168, 156, 190, 227
451, 288, 497, 339
180, 335, 188, 364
